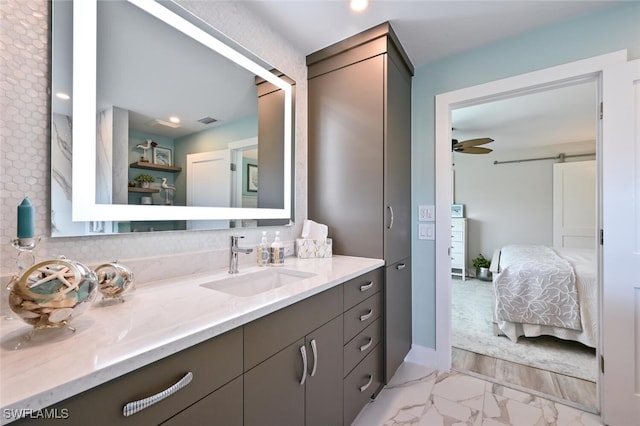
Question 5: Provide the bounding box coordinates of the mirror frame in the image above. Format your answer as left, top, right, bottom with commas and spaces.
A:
72, 0, 293, 222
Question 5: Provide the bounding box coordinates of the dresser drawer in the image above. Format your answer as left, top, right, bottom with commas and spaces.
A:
343, 267, 383, 311
35, 328, 243, 426
451, 252, 465, 268
451, 231, 463, 242
451, 218, 466, 232
343, 344, 382, 425
451, 239, 465, 253
344, 318, 381, 377
344, 292, 382, 343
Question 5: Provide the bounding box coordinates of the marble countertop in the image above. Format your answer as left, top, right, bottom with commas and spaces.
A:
0, 255, 384, 422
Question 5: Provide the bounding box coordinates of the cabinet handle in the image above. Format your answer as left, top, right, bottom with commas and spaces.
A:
396, 263, 406, 270
299, 345, 308, 385
386, 206, 394, 229
359, 337, 373, 352
360, 281, 374, 292
360, 309, 373, 322
359, 374, 373, 392
310, 339, 318, 377
122, 371, 193, 417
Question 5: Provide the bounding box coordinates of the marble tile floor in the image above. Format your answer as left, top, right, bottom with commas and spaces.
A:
451, 347, 598, 413
352, 362, 603, 426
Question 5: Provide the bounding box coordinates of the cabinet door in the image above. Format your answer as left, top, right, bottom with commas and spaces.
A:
384, 53, 412, 264
384, 257, 412, 383
305, 316, 344, 426
244, 339, 305, 426
308, 55, 385, 259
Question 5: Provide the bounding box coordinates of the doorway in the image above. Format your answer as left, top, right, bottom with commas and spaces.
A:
432, 52, 635, 419
448, 80, 599, 410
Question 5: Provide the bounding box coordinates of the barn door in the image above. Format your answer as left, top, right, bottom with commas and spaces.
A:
552, 160, 596, 249
601, 58, 640, 425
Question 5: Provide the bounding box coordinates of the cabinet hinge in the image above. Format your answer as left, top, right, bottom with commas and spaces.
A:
600, 355, 604, 374
600, 229, 604, 246
599, 102, 603, 120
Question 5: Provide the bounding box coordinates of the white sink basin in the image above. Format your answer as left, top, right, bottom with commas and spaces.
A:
200, 268, 316, 297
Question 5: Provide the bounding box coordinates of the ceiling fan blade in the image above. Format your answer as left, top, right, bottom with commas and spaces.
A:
454, 146, 493, 154
455, 137, 494, 148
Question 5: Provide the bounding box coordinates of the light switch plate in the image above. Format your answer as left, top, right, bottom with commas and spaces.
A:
418, 205, 435, 221
418, 223, 435, 240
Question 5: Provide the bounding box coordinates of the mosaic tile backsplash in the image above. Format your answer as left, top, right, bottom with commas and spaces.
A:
0, 0, 308, 276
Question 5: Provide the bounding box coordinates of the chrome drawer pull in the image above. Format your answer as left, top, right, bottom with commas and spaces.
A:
396, 263, 406, 270
299, 345, 308, 385
123, 371, 193, 417
359, 337, 373, 352
310, 339, 318, 377
360, 309, 373, 322
359, 374, 373, 392
387, 206, 394, 229
360, 281, 374, 292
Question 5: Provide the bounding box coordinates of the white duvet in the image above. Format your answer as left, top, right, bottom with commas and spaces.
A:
494, 245, 597, 348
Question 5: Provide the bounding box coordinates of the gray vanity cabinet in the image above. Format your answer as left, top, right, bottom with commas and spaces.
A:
14, 328, 244, 426
307, 22, 413, 385
243, 285, 344, 426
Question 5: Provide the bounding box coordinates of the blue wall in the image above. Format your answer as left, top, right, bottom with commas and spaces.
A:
411, 2, 640, 348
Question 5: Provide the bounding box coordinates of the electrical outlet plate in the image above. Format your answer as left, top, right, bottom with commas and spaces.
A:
418, 205, 435, 221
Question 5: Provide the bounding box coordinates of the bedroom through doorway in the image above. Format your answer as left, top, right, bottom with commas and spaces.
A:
448, 79, 599, 412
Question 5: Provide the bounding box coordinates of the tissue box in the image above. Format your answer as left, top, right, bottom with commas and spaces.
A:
296, 238, 332, 258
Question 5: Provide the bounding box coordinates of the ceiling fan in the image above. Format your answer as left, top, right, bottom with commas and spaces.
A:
452, 137, 494, 154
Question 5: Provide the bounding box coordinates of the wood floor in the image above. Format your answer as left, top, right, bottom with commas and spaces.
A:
451, 347, 598, 413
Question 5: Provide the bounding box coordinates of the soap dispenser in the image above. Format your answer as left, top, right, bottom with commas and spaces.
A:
270, 231, 284, 266
257, 231, 269, 266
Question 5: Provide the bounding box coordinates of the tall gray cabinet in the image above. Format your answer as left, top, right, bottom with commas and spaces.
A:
307, 22, 413, 383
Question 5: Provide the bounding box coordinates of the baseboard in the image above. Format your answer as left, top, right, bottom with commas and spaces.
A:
404, 344, 438, 368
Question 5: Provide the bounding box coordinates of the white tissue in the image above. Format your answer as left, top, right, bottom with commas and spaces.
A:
301, 219, 328, 241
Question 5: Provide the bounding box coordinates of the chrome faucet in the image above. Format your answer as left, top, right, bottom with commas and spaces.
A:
229, 236, 253, 274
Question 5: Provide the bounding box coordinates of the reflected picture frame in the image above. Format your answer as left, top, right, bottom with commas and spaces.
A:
247, 163, 258, 192
153, 146, 172, 166
451, 204, 465, 218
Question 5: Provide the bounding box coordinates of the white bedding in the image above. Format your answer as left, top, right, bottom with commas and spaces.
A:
493, 246, 597, 348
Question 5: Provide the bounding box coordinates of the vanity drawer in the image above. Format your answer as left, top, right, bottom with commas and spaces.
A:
343, 344, 382, 425
451, 219, 465, 232
160, 376, 243, 426
343, 267, 383, 310
244, 285, 342, 371
27, 328, 243, 426
343, 318, 381, 377
451, 231, 463, 242
344, 292, 382, 344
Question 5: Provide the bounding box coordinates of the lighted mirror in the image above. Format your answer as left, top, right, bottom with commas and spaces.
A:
51, 0, 293, 236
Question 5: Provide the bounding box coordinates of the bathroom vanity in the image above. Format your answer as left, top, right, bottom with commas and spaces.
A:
1, 256, 384, 425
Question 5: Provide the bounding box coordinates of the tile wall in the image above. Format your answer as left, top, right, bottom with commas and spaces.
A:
0, 0, 308, 277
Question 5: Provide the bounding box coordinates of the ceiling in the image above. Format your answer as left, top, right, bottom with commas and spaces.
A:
242, 0, 607, 151
241, 0, 619, 68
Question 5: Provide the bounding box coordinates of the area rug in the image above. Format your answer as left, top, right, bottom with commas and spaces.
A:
451, 278, 597, 382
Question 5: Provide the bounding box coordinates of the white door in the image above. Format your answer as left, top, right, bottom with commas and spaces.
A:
601, 58, 640, 425
552, 161, 596, 248
186, 149, 230, 230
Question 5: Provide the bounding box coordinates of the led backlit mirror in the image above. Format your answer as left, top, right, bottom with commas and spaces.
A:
51, 0, 293, 236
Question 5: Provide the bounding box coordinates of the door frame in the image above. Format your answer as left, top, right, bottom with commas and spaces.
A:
434, 50, 628, 410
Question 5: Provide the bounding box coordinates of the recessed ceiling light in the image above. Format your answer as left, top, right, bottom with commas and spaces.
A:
169, 116, 180, 124
56, 92, 70, 100
350, 0, 369, 12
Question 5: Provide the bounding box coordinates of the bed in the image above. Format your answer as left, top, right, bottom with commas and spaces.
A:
490, 244, 597, 348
